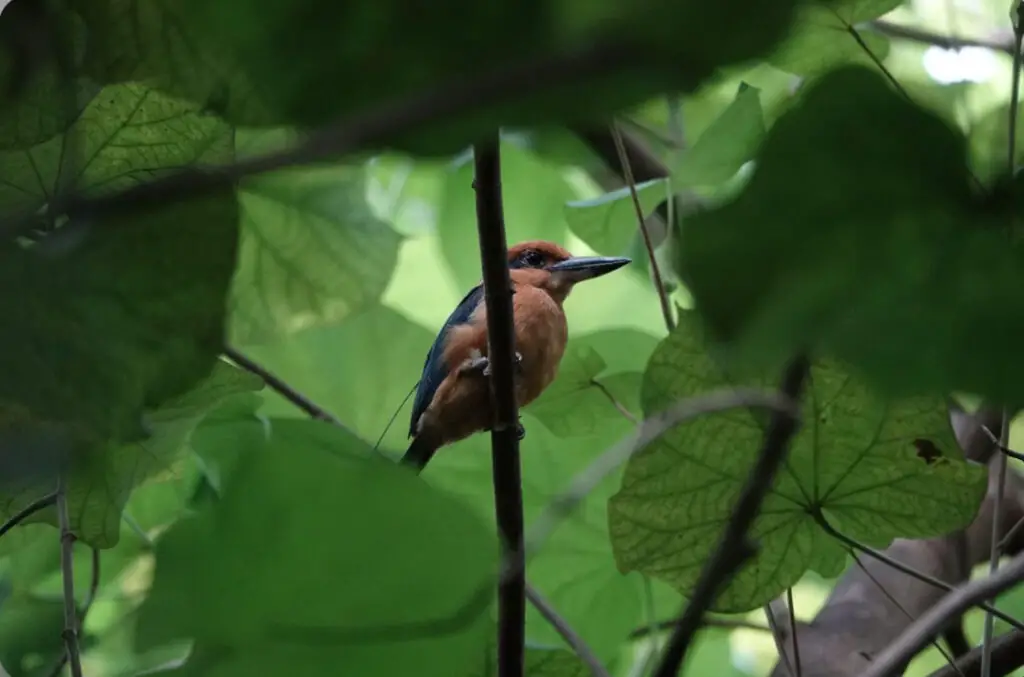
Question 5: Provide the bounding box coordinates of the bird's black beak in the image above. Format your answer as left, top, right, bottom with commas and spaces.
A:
547, 255, 631, 282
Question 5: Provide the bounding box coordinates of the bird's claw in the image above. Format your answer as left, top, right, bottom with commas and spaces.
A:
482, 351, 523, 377
460, 352, 523, 378
516, 420, 526, 441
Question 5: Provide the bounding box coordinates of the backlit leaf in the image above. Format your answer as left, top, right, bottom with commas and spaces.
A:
230, 129, 403, 344
608, 312, 987, 612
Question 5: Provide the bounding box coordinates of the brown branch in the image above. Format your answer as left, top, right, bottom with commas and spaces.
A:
768, 407, 1024, 677
868, 19, 1015, 55
472, 137, 525, 677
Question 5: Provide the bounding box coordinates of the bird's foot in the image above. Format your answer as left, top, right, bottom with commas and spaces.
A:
516, 419, 526, 441
482, 351, 523, 377
458, 352, 523, 378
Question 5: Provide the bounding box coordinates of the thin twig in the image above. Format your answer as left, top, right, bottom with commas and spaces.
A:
589, 378, 638, 424
3, 41, 634, 238
764, 600, 794, 676
650, 355, 810, 677
850, 551, 965, 677
0, 491, 56, 539
817, 515, 1024, 631
609, 121, 675, 332
925, 630, 1024, 677
982, 412, 1012, 677
56, 474, 83, 677
222, 346, 342, 425
869, 19, 1015, 54
473, 137, 525, 677
786, 588, 802, 677
525, 582, 611, 677
861, 552, 1024, 677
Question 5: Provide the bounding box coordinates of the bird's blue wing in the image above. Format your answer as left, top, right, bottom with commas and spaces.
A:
408, 283, 485, 437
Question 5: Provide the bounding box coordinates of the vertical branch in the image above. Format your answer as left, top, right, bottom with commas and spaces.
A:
472, 136, 526, 677
56, 474, 83, 677
651, 355, 810, 677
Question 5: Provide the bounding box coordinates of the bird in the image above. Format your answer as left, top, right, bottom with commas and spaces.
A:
401, 240, 631, 471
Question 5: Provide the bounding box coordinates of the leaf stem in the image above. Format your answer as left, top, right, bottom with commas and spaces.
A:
649, 355, 810, 677
56, 474, 83, 677
609, 121, 675, 333
472, 136, 525, 677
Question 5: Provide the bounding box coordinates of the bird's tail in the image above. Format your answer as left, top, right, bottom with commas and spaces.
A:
401, 435, 439, 473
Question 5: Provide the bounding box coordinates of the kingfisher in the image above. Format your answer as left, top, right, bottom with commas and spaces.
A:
401, 240, 630, 471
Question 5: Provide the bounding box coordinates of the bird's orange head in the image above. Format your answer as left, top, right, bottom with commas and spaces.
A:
506, 240, 630, 302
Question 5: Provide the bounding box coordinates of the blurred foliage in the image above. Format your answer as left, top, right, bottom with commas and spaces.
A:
0, 0, 1022, 676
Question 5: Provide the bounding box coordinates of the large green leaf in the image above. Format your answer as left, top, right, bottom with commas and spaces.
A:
676, 65, 1024, 404
135, 418, 495, 677
564, 179, 668, 257
437, 142, 573, 291
0, 590, 67, 676
608, 313, 987, 612
72, 0, 807, 153
769, 0, 899, 76
0, 1, 99, 152
14, 364, 259, 548
69, 0, 269, 125
671, 84, 765, 188
230, 129, 403, 345
245, 307, 662, 659
0, 82, 240, 547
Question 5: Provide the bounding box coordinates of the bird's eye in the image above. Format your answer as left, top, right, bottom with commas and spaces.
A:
520, 250, 545, 267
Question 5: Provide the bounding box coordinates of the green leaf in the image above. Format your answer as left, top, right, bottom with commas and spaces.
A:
438, 142, 572, 290
135, 418, 495, 677
672, 84, 764, 187
0, 3, 98, 151
0, 82, 240, 547
243, 304, 434, 446
530, 330, 656, 438
769, 1, 900, 76
608, 312, 987, 612
230, 129, 403, 345
69, 0, 270, 125
564, 179, 667, 257
676, 65, 1024, 404
0, 590, 66, 675
18, 364, 259, 548
76, 0, 807, 153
